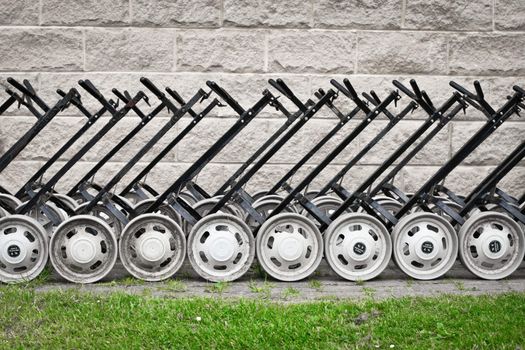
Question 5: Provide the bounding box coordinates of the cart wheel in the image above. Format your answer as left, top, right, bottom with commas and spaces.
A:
458, 211, 524, 280
75, 203, 123, 240
0, 215, 49, 283
253, 194, 300, 214
132, 199, 181, 226
392, 212, 458, 280
71, 187, 99, 205
179, 191, 198, 206
245, 198, 295, 232
21, 201, 67, 238
359, 198, 403, 221
53, 193, 79, 211
302, 195, 349, 225
184, 198, 237, 235
122, 191, 146, 205
251, 190, 268, 202
119, 213, 186, 281
256, 213, 323, 281
188, 213, 254, 282
304, 191, 320, 201
0, 193, 22, 212
324, 213, 391, 281
49, 215, 117, 283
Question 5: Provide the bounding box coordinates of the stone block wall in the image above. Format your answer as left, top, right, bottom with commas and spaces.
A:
0, 0, 523, 197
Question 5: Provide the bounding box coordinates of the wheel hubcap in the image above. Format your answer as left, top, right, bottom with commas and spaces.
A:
138, 234, 168, 262
459, 212, 524, 280
0, 215, 49, 283
208, 234, 236, 262
277, 236, 304, 261
256, 213, 323, 281
188, 213, 254, 282
119, 214, 186, 281
393, 212, 457, 280
70, 237, 97, 264
50, 215, 117, 284
3, 241, 26, 264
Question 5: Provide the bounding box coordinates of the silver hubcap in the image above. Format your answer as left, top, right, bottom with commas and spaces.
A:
459, 211, 524, 280
188, 213, 254, 282
50, 215, 117, 283
120, 214, 186, 281
392, 212, 457, 280
256, 213, 323, 281
325, 213, 391, 281
0, 215, 48, 283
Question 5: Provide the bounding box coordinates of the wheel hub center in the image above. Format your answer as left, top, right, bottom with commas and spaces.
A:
70, 238, 97, 264
489, 240, 501, 253
346, 236, 373, 261
208, 235, 236, 262
353, 242, 366, 255
2, 240, 26, 264
278, 236, 303, 261
139, 235, 166, 262
415, 236, 439, 260
421, 241, 434, 254
481, 235, 506, 259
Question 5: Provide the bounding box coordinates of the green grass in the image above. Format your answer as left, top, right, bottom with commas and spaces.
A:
308, 279, 323, 291
205, 281, 230, 295
248, 280, 274, 299
158, 279, 187, 293
282, 287, 300, 299
0, 287, 524, 349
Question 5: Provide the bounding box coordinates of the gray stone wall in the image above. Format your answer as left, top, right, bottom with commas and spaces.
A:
0, 0, 523, 197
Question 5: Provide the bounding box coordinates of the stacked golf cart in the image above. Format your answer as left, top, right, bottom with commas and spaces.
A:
0, 77, 523, 285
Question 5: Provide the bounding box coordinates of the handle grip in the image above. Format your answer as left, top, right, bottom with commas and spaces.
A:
421, 90, 434, 109
268, 79, 288, 97
474, 81, 484, 99
410, 79, 423, 99
362, 92, 377, 105
7, 78, 33, 97
79, 79, 103, 99
206, 81, 245, 115
513, 85, 525, 95
57, 88, 82, 108
392, 80, 416, 100
449, 81, 476, 99
22, 80, 37, 97
369, 90, 382, 104
343, 78, 359, 100
165, 87, 184, 105
140, 77, 164, 98
330, 79, 351, 98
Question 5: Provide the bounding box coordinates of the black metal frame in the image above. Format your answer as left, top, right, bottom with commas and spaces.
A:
15, 80, 147, 223
317, 80, 468, 231
347, 82, 524, 230
76, 78, 217, 227
205, 80, 338, 224
142, 82, 277, 226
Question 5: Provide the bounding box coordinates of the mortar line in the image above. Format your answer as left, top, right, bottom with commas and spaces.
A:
129, 0, 133, 25
310, 0, 314, 28
219, 0, 224, 26
401, 0, 406, 28
173, 33, 178, 72
446, 38, 450, 75
38, 0, 43, 25
492, 0, 496, 31
82, 29, 87, 72
264, 32, 269, 72
354, 33, 358, 74
2, 25, 524, 34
